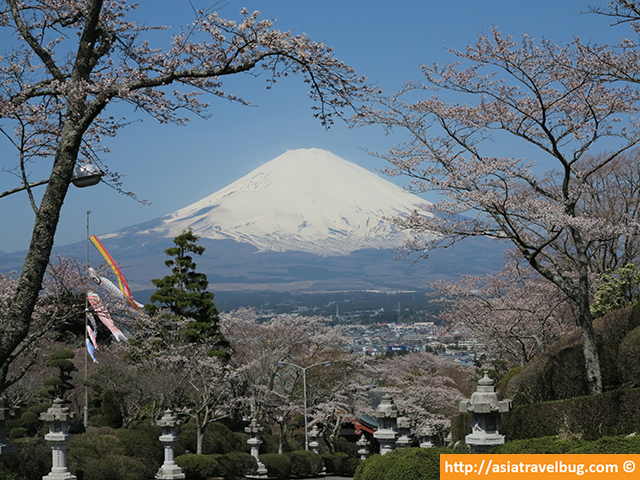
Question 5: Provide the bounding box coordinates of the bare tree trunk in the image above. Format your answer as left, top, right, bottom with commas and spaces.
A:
0, 129, 80, 392
328, 414, 341, 454
196, 423, 204, 455
578, 306, 602, 395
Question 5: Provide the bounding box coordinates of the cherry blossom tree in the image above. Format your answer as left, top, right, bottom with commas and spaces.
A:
100, 312, 240, 451
368, 351, 471, 437
577, 151, 640, 273
355, 20, 640, 395
0, 0, 371, 396
220, 309, 351, 451
164, 344, 239, 455
309, 354, 371, 453
431, 259, 576, 366
1, 257, 90, 393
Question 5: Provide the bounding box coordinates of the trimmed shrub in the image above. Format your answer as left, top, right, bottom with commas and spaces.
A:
355, 447, 465, 480
8, 428, 28, 440
323, 452, 360, 476
0, 437, 50, 480
334, 452, 360, 476
490, 435, 640, 454
115, 423, 163, 464
259, 453, 292, 479
496, 366, 524, 397
0, 466, 25, 480
211, 452, 258, 479
490, 436, 588, 454
286, 450, 323, 477
26, 403, 51, 416
72, 456, 152, 480
500, 387, 640, 441
321, 453, 339, 475
569, 435, 640, 454
618, 325, 640, 386
14, 412, 41, 437
68, 428, 124, 459
175, 454, 221, 480
6, 411, 43, 440
450, 412, 473, 444
99, 389, 123, 428
178, 421, 245, 455
221, 451, 257, 478
505, 305, 640, 404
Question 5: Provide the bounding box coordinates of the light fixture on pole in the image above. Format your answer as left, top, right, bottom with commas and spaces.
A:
0, 163, 104, 199
277, 360, 331, 451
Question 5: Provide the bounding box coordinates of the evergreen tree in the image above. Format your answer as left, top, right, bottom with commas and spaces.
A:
145, 230, 229, 358
40, 349, 77, 400
591, 264, 640, 318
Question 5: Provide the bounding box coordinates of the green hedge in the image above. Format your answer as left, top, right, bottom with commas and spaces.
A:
489, 437, 588, 454
503, 387, 640, 441
178, 421, 246, 455
505, 305, 640, 404
0, 437, 50, 480
334, 452, 361, 476
490, 435, 640, 454
213, 451, 257, 478
285, 450, 323, 477
355, 448, 467, 480
453, 387, 640, 443
618, 325, 640, 385
114, 422, 163, 463
320, 452, 360, 476
175, 454, 221, 480
259, 453, 292, 479
72, 456, 153, 480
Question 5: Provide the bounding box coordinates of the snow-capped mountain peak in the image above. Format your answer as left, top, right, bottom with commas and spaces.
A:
135, 148, 433, 255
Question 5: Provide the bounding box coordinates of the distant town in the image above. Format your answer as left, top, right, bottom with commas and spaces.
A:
220, 288, 484, 367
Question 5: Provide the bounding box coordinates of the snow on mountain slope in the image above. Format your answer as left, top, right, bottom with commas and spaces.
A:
131, 148, 434, 255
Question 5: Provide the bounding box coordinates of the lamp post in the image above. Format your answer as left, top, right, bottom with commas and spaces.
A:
278, 360, 330, 450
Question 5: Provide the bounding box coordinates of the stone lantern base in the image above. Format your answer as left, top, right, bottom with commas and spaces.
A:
43, 469, 77, 480
245, 464, 268, 479
465, 432, 505, 454
155, 462, 185, 480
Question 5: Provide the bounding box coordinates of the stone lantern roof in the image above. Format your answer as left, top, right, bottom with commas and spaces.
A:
157, 410, 180, 429
374, 394, 399, 419
459, 373, 511, 414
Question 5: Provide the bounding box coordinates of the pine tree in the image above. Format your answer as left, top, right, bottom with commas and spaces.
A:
40, 349, 77, 400
145, 230, 229, 358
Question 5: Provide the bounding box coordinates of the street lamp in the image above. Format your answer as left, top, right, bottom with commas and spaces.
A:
278, 360, 331, 450
0, 163, 104, 199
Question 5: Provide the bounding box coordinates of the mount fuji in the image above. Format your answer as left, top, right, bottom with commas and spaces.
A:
106, 148, 434, 256
0, 148, 506, 294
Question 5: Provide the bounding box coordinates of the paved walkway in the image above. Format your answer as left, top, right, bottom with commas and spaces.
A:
311, 477, 353, 480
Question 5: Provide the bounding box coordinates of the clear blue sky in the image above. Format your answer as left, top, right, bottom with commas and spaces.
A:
0, 0, 624, 253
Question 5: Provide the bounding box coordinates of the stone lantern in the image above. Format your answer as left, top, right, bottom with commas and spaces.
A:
356, 434, 370, 460
459, 372, 512, 453
308, 425, 321, 454
40, 398, 76, 480
395, 416, 413, 449
155, 410, 185, 480
0, 397, 19, 462
308, 425, 326, 473
418, 425, 437, 448
373, 394, 398, 455
245, 418, 268, 478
